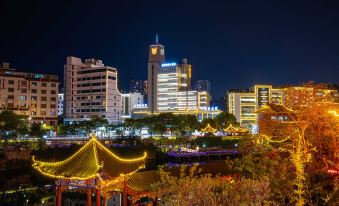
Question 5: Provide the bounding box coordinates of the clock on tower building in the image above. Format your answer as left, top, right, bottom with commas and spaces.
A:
147, 35, 165, 113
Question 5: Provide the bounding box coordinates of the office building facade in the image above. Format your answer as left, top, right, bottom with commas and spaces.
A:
228, 85, 284, 129
0, 62, 59, 126
147, 41, 165, 114
142, 38, 218, 120
64, 57, 122, 124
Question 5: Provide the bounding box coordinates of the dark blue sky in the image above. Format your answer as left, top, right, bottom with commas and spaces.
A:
1, 0, 339, 97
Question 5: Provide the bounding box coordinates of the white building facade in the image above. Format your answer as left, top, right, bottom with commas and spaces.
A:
64, 57, 122, 124
58, 93, 64, 116
121, 93, 144, 119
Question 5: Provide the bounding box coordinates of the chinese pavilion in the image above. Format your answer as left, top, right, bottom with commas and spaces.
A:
200, 123, 217, 133
223, 124, 249, 136
32, 135, 147, 206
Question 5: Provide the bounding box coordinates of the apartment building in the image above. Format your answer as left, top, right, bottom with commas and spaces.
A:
0, 62, 59, 126
63, 57, 121, 124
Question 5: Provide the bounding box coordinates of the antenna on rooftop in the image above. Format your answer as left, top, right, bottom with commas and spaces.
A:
155, 33, 159, 44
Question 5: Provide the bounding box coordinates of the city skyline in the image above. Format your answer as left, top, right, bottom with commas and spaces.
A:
1, 1, 339, 97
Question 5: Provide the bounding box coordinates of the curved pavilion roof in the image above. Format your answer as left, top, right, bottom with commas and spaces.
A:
200, 123, 217, 133
223, 124, 249, 133
32, 136, 147, 180
255, 103, 294, 114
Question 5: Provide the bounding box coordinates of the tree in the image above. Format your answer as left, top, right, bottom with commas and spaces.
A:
30, 122, 54, 138
215, 112, 238, 129
273, 83, 339, 205
176, 115, 199, 137
57, 123, 77, 135
152, 165, 271, 206
233, 141, 294, 204
0, 111, 29, 139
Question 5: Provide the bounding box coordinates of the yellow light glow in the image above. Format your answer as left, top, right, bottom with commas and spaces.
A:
151, 47, 157, 55
201, 123, 217, 133
32, 135, 147, 180
328, 110, 339, 117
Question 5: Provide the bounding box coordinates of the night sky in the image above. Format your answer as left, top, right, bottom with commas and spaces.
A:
1, 0, 339, 97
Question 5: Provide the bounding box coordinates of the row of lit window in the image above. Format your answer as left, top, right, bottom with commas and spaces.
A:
3, 87, 56, 94
76, 108, 106, 112
80, 102, 101, 106
31, 111, 56, 116
30, 103, 56, 108
14, 96, 57, 101
0, 79, 56, 87
76, 82, 106, 87
77, 89, 106, 94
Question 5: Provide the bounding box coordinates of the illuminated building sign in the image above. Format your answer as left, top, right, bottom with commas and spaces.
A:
151, 47, 157, 55
35, 74, 44, 79
134, 104, 148, 108
161, 62, 177, 67
200, 106, 219, 111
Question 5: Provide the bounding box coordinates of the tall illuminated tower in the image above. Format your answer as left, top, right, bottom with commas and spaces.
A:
147, 35, 165, 113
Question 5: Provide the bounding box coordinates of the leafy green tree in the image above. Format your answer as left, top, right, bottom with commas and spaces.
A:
176, 115, 199, 137
30, 122, 54, 138
215, 112, 238, 129
233, 141, 294, 204
57, 124, 77, 135
0, 110, 29, 138
152, 165, 271, 206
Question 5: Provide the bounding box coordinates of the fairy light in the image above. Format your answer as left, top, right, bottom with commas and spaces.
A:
223, 124, 249, 133
328, 110, 339, 117
32, 135, 147, 180
201, 123, 217, 133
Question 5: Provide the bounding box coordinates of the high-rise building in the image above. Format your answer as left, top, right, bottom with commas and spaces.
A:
157, 59, 196, 111
140, 37, 219, 121
64, 57, 122, 124
0, 62, 59, 126
147, 37, 165, 114
130, 80, 147, 95
194, 80, 210, 93
228, 85, 284, 130
228, 90, 257, 128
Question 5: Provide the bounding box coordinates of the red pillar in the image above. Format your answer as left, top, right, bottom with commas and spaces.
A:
123, 180, 128, 206
96, 188, 101, 206
102, 191, 107, 206
56, 184, 62, 206
87, 180, 92, 206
